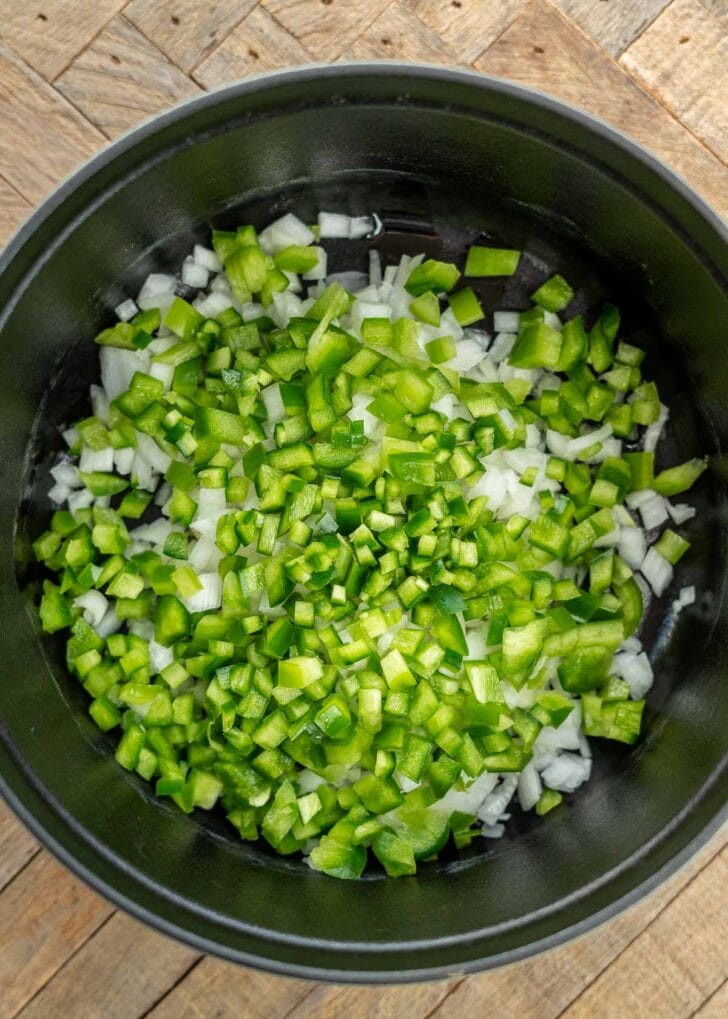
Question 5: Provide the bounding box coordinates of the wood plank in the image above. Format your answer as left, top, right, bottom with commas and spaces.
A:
284, 979, 456, 1018
55, 15, 201, 140
551, 0, 672, 57
148, 956, 312, 1019
621, 0, 728, 166
194, 6, 311, 90
262, 0, 393, 62
0, 43, 103, 205
561, 846, 728, 1018
698, 0, 728, 29
0, 799, 37, 894
347, 2, 461, 64
0, 180, 31, 247
432, 826, 728, 1019
0, 0, 125, 81
695, 978, 728, 1018
124, 0, 257, 74
18, 911, 199, 1019
405, 0, 527, 63
0, 852, 111, 1017
473, 0, 728, 219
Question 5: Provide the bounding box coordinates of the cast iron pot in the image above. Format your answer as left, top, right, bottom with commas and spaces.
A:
1, 65, 727, 983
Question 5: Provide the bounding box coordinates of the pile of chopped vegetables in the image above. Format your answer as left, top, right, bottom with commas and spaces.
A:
33, 210, 705, 879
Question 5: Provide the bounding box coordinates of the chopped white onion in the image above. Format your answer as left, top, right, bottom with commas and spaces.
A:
303, 246, 327, 281
259, 213, 314, 253
79, 447, 113, 473
612, 650, 654, 698
643, 404, 669, 453
193, 244, 223, 273
369, 249, 382, 286
618, 527, 647, 570
181, 259, 209, 289
74, 590, 108, 627
317, 212, 351, 238
115, 298, 138, 322
641, 546, 673, 596
517, 763, 542, 811
183, 572, 222, 613
493, 310, 520, 333
667, 501, 696, 525
541, 753, 591, 792
148, 640, 174, 674
261, 383, 285, 423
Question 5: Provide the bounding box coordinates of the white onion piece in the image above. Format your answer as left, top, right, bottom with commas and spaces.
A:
543, 310, 562, 331
74, 590, 108, 627
196, 486, 227, 520
667, 501, 696, 525
148, 640, 174, 674
115, 298, 138, 322
317, 212, 350, 238
618, 527, 646, 569
113, 447, 135, 476
327, 271, 367, 294
137, 273, 176, 306
79, 447, 113, 473
188, 536, 221, 572
493, 310, 520, 333
477, 776, 518, 826
95, 606, 122, 639
303, 246, 327, 281
261, 383, 285, 423
446, 338, 485, 371
62, 427, 79, 449
90, 384, 110, 425
68, 488, 94, 513
641, 546, 673, 596
433, 770, 500, 818
643, 404, 669, 453
259, 213, 314, 254
182, 572, 222, 613
51, 462, 81, 488
135, 433, 171, 473
518, 763, 542, 811
349, 215, 374, 238
100, 347, 150, 401
542, 754, 591, 792
149, 362, 174, 391
193, 244, 223, 273
181, 259, 209, 289
637, 493, 669, 530
567, 423, 612, 458
48, 483, 71, 505
612, 650, 654, 698
130, 518, 171, 545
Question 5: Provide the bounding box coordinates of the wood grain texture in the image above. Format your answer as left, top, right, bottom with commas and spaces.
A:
0, 853, 111, 1017
0, 0, 126, 81
621, 0, 728, 165
562, 846, 728, 1018
552, 0, 672, 56
347, 2, 461, 65
125, 0, 257, 73
0, 800, 37, 893
430, 826, 728, 1019
194, 6, 311, 89
56, 15, 201, 139
696, 978, 728, 1018
263, 0, 393, 62
699, 0, 728, 28
0, 2, 726, 1017
474, 0, 728, 219
0, 43, 104, 204
17, 912, 199, 1019
147, 957, 311, 1018
405, 0, 527, 63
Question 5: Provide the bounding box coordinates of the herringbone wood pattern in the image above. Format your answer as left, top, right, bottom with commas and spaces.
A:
0, 2, 726, 1016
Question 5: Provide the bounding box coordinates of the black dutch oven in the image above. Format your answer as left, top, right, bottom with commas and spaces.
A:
0, 65, 726, 982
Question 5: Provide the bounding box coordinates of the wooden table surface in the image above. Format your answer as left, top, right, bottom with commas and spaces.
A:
1, 1, 726, 1016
